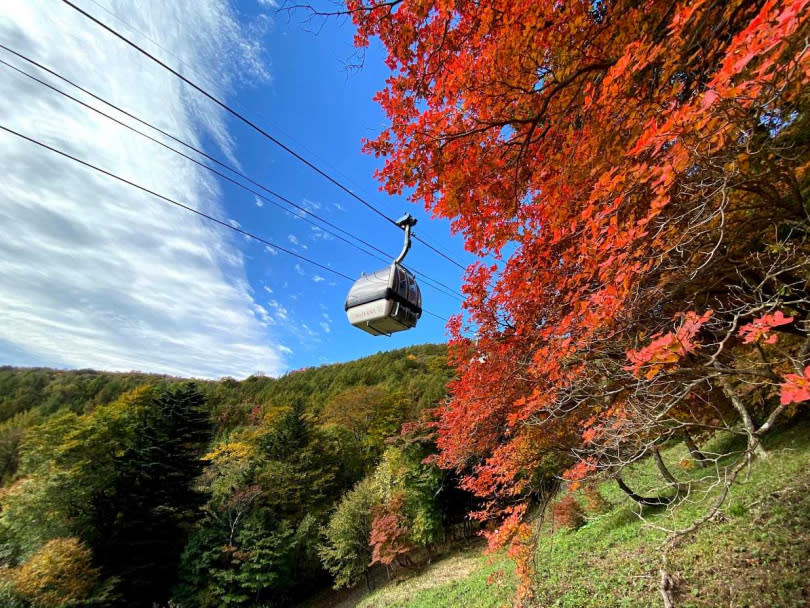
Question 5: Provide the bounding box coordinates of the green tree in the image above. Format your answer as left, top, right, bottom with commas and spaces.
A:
319, 477, 377, 589
0, 410, 41, 483
320, 386, 407, 465
0, 388, 153, 564
91, 383, 212, 607
5, 537, 99, 608
373, 446, 442, 551
176, 402, 339, 606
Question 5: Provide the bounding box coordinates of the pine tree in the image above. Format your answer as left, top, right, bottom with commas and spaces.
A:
92, 383, 211, 607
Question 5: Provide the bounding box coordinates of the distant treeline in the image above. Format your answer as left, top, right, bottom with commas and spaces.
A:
0, 344, 476, 607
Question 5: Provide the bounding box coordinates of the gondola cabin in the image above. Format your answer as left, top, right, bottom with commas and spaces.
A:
345, 263, 422, 336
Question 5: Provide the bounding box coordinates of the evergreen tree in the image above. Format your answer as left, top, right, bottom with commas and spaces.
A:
92, 383, 211, 607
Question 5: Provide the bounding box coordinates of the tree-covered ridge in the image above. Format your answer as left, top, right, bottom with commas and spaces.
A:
0, 344, 467, 607
0, 366, 184, 422
0, 368, 186, 485
209, 343, 451, 432
0, 345, 449, 482
0, 343, 449, 425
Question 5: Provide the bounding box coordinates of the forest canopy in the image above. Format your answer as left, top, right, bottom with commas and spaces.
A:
0, 345, 470, 607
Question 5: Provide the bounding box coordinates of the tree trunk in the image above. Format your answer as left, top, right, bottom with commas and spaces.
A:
682, 429, 707, 467
653, 446, 680, 486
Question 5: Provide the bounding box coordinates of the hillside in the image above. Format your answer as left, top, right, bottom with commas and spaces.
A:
0, 346, 450, 474
0, 344, 474, 608
0, 343, 450, 424
3, 352, 808, 608
336, 419, 809, 608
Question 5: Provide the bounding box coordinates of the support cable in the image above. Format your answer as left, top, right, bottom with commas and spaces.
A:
0, 58, 385, 263
59, 0, 468, 271
1, 124, 351, 281
0, 44, 464, 302
0, 124, 451, 323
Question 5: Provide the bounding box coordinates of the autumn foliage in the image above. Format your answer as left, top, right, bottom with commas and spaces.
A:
369, 492, 413, 567
353, 0, 810, 592
553, 494, 586, 530
6, 537, 99, 607
583, 485, 611, 516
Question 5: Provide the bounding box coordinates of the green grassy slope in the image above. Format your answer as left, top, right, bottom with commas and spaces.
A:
351, 419, 809, 608
354, 547, 516, 608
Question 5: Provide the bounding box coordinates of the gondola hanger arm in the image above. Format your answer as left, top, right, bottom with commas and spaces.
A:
394, 213, 417, 265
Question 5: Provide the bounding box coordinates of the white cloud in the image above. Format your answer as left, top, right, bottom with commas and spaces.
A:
310, 225, 333, 241
255, 196, 264, 207
319, 321, 331, 334
312, 274, 325, 283
294, 264, 305, 276
302, 198, 322, 212
267, 299, 288, 322
0, 0, 283, 379
265, 245, 278, 255
287, 233, 306, 249
333, 202, 345, 212
253, 303, 275, 326
257, 0, 279, 7
301, 323, 318, 338
263, 285, 273, 294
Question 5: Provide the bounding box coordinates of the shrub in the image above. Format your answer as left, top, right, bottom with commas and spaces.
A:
553, 494, 586, 530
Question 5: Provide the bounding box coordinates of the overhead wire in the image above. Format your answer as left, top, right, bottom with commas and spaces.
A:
0, 124, 451, 323
0, 59, 386, 265
83, 0, 376, 196
0, 45, 385, 257
0, 124, 352, 281
82, 0, 217, 91
58, 0, 468, 272
81, 0, 459, 274
0, 44, 464, 302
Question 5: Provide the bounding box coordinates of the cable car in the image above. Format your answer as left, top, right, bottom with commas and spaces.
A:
345, 214, 422, 336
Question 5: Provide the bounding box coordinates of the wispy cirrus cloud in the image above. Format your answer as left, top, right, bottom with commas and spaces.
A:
0, 0, 286, 379
288, 233, 307, 249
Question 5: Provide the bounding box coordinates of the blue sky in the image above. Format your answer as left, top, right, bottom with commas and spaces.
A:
0, 0, 472, 378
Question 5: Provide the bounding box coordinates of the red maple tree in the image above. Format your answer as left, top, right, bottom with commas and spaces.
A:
368, 492, 413, 568
351, 0, 810, 598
